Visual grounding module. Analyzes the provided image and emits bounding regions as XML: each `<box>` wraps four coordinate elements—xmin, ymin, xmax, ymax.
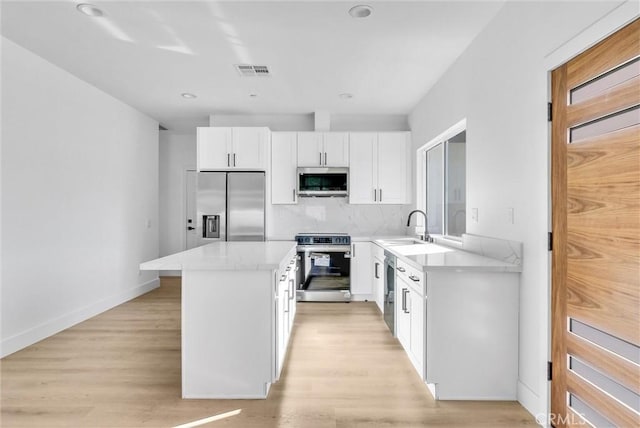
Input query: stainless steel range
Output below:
<box><xmin>295</xmin><ymin>233</ymin><xmax>351</xmax><ymax>302</ymax></box>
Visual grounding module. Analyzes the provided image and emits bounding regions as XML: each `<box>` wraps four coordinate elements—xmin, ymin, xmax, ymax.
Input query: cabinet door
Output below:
<box><xmin>323</xmin><ymin>132</ymin><xmax>349</xmax><ymax>167</ymax></box>
<box><xmin>396</xmin><ymin>279</ymin><xmax>411</xmax><ymax>352</ymax></box>
<box><xmin>297</xmin><ymin>132</ymin><xmax>323</xmax><ymax>167</ymax></box>
<box><xmin>377</xmin><ymin>132</ymin><xmax>410</xmax><ymax>204</ymax></box>
<box><xmin>271</xmin><ymin>132</ymin><xmax>298</xmax><ymax>204</ymax></box>
<box><xmin>348</xmin><ymin>133</ymin><xmax>377</xmax><ymax>204</ymax></box>
<box><xmin>350</xmin><ymin>242</ymin><xmax>372</xmax><ymax>295</ymax></box>
<box><xmin>409</xmin><ymin>288</ymin><xmax>425</xmax><ymax>378</ymax></box>
<box><xmin>276</xmin><ymin>275</ymin><xmax>288</xmax><ymax>378</ymax></box>
<box><xmin>232</xmin><ymin>127</ymin><xmax>267</xmax><ymax>169</ymax></box>
<box><xmin>197</xmin><ymin>127</ymin><xmax>232</xmax><ymax>171</ymax></box>
<box><xmin>373</xmin><ymin>256</ymin><xmax>385</xmax><ymax>313</ymax></box>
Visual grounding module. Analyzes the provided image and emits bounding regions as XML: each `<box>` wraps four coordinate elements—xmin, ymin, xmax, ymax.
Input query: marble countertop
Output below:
<box><xmin>373</xmin><ymin>239</ymin><xmax>522</xmax><ymax>273</ymax></box>
<box><xmin>140</xmin><ymin>241</ymin><xmax>297</xmax><ymax>271</ymax></box>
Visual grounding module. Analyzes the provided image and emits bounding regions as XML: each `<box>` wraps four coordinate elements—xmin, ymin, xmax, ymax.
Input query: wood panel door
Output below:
<box><xmin>551</xmin><ymin>19</ymin><xmax>639</xmax><ymax>428</ymax></box>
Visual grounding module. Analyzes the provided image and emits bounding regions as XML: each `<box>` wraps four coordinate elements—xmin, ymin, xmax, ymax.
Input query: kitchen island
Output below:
<box><xmin>140</xmin><ymin>241</ymin><xmax>297</xmax><ymax>399</ymax></box>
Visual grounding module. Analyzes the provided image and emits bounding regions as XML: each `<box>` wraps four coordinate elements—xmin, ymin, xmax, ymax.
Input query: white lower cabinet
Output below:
<box><xmin>396</xmin><ymin>260</ymin><xmax>425</xmax><ymax>379</ymax></box>
<box><xmin>392</xmin><ymin>256</ymin><xmax>519</xmax><ymax>400</ymax></box>
<box><xmin>372</xmin><ymin>244</ymin><xmax>385</xmax><ymax>312</ymax></box>
<box><xmin>350</xmin><ymin>242</ymin><xmax>373</xmax><ymax>297</ymax></box>
<box><xmin>275</xmin><ymin>255</ymin><xmax>298</xmax><ymax>379</ymax></box>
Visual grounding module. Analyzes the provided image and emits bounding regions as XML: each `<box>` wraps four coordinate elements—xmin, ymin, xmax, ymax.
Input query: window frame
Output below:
<box><xmin>416</xmin><ymin>119</ymin><xmax>467</xmax><ymax>241</ymax></box>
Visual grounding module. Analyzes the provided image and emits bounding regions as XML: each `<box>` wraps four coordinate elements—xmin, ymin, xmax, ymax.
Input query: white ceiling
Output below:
<box><xmin>1</xmin><ymin>1</ymin><xmax>505</xmax><ymax>132</ymax></box>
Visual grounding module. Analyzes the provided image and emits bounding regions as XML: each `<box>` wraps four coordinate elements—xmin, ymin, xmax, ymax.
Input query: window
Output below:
<box><xmin>419</xmin><ymin>122</ymin><xmax>466</xmax><ymax>239</ymax></box>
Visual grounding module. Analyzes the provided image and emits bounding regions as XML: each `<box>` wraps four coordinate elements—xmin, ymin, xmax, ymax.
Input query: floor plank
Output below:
<box><xmin>1</xmin><ymin>279</ymin><xmax>538</xmax><ymax>427</ymax></box>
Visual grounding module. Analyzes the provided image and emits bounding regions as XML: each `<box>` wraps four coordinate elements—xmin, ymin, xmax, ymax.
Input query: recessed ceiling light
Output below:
<box><xmin>76</xmin><ymin>3</ymin><xmax>104</xmax><ymax>17</ymax></box>
<box><xmin>181</xmin><ymin>93</ymin><xmax>197</xmax><ymax>99</ymax></box>
<box><xmin>348</xmin><ymin>5</ymin><xmax>373</xmax><ymax>18</ymax></box>
<box><xmin>339</xmin><ymin>93</ymin><xmax>354</xmax><ymax>100</ymax></box>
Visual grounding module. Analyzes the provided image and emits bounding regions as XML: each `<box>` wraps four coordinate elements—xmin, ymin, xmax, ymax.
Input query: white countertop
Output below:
<box><xmin>140</xmin><ymin>241</ymin><xmax>297</xmax><ymax>271</ymax></box>
<box><xmin>373</xmin><ymin>240</ymin><xmax>522</xmax><ymax>273</ymax></box>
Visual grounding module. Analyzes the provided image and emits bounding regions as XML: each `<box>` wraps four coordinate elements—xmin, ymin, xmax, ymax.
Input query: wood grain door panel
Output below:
<box><xmin>551</xmin><ymin>18</ymin><xmax>639</xmax><ymax>428</ymax></box>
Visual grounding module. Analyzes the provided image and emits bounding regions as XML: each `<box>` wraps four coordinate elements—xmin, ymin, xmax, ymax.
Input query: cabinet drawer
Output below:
<box><xmin>396</xmin><ymin>259</ymin><xmax>424</xmax><ymax>294</ymax></box>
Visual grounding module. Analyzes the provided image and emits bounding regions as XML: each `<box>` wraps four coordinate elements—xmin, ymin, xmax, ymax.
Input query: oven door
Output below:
<box><xmin>297</xmin><ymin>245</ymin><xmax>351</xmax><ymax>301</ymax></box>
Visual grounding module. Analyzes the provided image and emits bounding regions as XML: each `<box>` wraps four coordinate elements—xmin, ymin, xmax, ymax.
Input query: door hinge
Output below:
<box><xmin>547</xmin><ymin>361</ymin><xmax>553</xmax><ymax>381</ymax></box>
<box><xmin>547</xmin><ymin>102</ymin><xmax>552</xmax><ymax>122</ymax></box>
<box><xmin>548</xmin><ymin>232</ymin><xmax>553</xmax><ymax>251</ymax></box>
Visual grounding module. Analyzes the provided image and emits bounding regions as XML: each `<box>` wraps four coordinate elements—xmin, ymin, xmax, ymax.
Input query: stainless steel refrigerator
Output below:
<box><xmin>196</xmin><ymin>172</ymin><xmax>265</xmax><ymax>244</ymax></box>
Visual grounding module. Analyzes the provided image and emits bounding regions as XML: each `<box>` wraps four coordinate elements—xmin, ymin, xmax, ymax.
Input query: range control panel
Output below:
<box><xmin>295</xmin><ymin>234</ymin><xmax>351</xmax><ymax>246</ymax></box>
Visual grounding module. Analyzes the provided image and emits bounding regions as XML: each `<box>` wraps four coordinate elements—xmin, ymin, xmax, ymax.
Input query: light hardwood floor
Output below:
<box><xmin>1</xmin><ymin>279</ymin><xmax>538</xmax><ymax>427</ymax></box>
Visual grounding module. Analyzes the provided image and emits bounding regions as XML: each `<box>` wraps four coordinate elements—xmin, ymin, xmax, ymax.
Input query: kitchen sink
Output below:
<box><xmin>377</xmin><ymin>238</ymin><xmax>454</xmax><ymax>256</ymax></box>
<box><xmin>376</xmin><ymin>238</ymin><xmax>425</xmax><ymax>246</ymax></box>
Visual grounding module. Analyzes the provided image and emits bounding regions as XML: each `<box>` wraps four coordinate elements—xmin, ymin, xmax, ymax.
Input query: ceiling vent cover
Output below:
<box><xmin>235</xmin><ymin>64</ymin><xmax>270</xmax><ymax>77</ymax></box>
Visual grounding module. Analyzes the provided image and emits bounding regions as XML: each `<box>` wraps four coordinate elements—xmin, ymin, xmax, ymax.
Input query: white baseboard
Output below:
<box><xmin>518</xmin><ymin>380</ymin><xmax>546</xmax><ymax>427</ymax></box>
<box><xmin>1</xmin><ymin>278</ymin><xmax>160</xmax><ymax>358</ymax></box>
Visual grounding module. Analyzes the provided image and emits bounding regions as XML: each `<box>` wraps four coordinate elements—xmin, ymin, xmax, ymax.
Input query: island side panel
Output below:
<box><xmin>181</xmin><ymin>269</ymin><xmax>274</xmax><ymax>399</ymax></box>
<box><xmin>426</xmin><ymin>271</ymin><xmax>519</xmax><ymax>400</ymax></box>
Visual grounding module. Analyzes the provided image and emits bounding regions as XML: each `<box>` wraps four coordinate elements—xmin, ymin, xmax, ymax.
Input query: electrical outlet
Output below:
<box><xmin>471</xmin><ymin>208</ymin><xmax>478</xmax><ymax>223</ymax></box>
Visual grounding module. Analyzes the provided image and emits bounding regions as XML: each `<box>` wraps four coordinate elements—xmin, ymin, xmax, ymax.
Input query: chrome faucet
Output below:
<box><xmin>406</xmin><ymin>210</ymin><xmax>433</xmax><ymax>242</ymax></box>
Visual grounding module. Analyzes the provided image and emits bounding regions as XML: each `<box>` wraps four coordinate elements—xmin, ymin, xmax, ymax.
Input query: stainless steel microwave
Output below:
<box><xmin>297</xmin><ymin>167</ymin><xmax>348</xmax><ymax>197</ymax></box>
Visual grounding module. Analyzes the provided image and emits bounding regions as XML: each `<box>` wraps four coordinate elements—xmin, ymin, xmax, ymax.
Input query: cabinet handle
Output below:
<box><xmin>379</xmin><ymin>189</ymin><xmax>382</xmax><ymax>202</ymax></box>
<box><xmin>227</xmin><ymin>153</ymin><xmax>230</xmax><ymax>167</ymax></box>
<box><xmin>403</xmin><ymin>289</ymin><xmax>410</xmax><ymax>313</ymax></box>
<box><xmin>289</xmin><ymin>279</ymin><xmax>295</xmax><ymax>300</ymax></box>
<box><xmin>233</xmin><ymin>153</ymin><xmax>236</xmax><ymax>167</ymax></box>
<box><xmin>319</xmin><ymin>152</ymin><xmax>322</xmax><ymax>166</ymax></box>
<box><xmin>374</xmin><ymin>262</ymin><xmax>380</xmax><ymax>279</ymax></box>
<box><xmin>280</xmin><ymin>274</ymin><xmax>287</xmax><ymax>281</ymax></box>
<box><xmin>373</xmin><ymin>188</ymin><xmax>377</xmax><ymax>201</ymax></box>
<box><xmin>284</xmin><ymin>289</ymin><xmax>289</xmax><ymax>312</ymax></box>
<box><xmin>409</xmin><ymin>275</ymin><xmax>420</xmax><ymax>282</ymax></box>
<box><xmin>352</xmin><ymin>244</ymin><xmax>356</xmax><ymax>258</ymax></box>
<box><xmin>286</xmin><ymin>266</ymin><xmax>291</xmax><ymax>271</ymax></box>
<box><xmin>293</xmin><ymin>188</ymin><xmax>296</xmax><ymax>202</ymax></box>
<box><xmin>324</xmin><ymin>152</ymin><xmax>327</xmax><ymax>165</ymax></box>
<box><xmin>397</xmin><ymin>267</ymin><xmax>406</xmax><ymax>273</ymax></box>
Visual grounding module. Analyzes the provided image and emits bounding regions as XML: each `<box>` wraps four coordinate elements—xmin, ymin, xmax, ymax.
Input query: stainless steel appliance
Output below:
<box><xmin>297</xmin><ymin>167</ymin><xmax>348</xmax><ymax>197</ymax></box>
<box><xmin>197</xmin><ymin>172</ymin><xmax>265</xmax><ymax>244</ymax></box>
<box><xmin>383</xmin><ymin>250</ymin><xmax>396</xmax><ymax>333</ymax></box>
<box><xmin>296</xmin><ymin>233</ymin><xmax>351</xmax><ymax>302</ymax></box>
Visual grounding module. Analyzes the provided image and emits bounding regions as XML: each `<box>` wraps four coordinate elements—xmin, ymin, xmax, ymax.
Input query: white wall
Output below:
<box><xmin>159</xmin><ymin>131</ymin><xmax>196</xmax><ymax>257</ymax></box>
<box><xmin>408</xmin><ymin>0</ymin><xmax>636</xmax><ymax>420</ymax></box>
<box><xmin>1</xmin><ymin>38</ymin><xmax>159</xmax><ymax>357</ymax></box>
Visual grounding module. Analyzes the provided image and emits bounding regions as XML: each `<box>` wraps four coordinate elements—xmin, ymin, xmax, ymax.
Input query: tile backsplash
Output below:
<box><xmin>267</xmin><ymin>197</ymin><xmax>411</xmax><ymax>239</ymax></box>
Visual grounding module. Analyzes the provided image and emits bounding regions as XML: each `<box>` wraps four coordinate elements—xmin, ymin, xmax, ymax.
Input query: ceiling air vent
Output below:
<box><xmin>235</xmin><ymin>64</ymin><xmax>270</xmax><ymax>77</ymax></box>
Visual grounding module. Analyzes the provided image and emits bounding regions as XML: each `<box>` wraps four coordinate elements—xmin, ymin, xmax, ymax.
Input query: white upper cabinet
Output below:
<box><xmin>197</xmin><ymin>127</ymin><xmax>232</xmax><ymax>170</ymax></box>
<box><xmin>297</xmin><ymin>132</ymin><xmax>349</xmax><ymax>167</ymax></box>
<box><xmin>349</xmin><ymin>132</ymin><xmax>377</xmax><ymax>204</ymax></box>
<box><xmin>377</xmin><ymin>132</ymin><xmax>410</xmax><ymax>204</ymax></box>
<box><xmin>349</xmin><ymin>131</ymin><xmax>411</xmax><ymax>204</ymax></box>
<box><xmin>271</xmin><ymin>132</ymin><xmax>298</xmax><ymax>205</ymax></box>
<box><xmin>322</xmin><ymin>132</ymin><xmax>349</xmax><ymax>167</ymax></box>
<box><xmin>197</xmin><ymin>127</ymin><xmax>268</xmax><ymax>171</ymax></box>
